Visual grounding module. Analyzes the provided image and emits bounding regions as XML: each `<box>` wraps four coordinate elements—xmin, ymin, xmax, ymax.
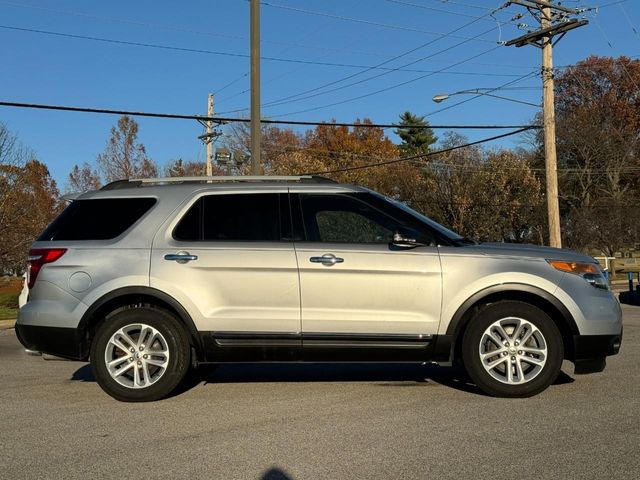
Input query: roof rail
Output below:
<box><xmin>101</xmin><ymin>179</ymin><xmax>142</xmax><ymax>191</ymax></box>
<box><xmin>101</xmin><ymin>175</ymin><xmax>335</xmax><ymax>190</ymax></box>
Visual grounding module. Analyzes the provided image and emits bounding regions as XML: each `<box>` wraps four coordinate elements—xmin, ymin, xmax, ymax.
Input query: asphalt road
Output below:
<box><xmin>1</xmin><ymin>307</ymin><xmax>638</xmax><ymax>480</ymax></box>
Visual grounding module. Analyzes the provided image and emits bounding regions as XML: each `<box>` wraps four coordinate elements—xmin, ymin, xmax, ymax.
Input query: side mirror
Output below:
<box><xmin>392</xmin><ymin>229</ymin><xmax>426</xmax><ymax>248</ymax></box>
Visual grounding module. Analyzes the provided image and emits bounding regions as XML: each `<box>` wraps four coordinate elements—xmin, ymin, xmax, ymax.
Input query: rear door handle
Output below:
<box><xmin>310</xmin><ymin>253</ymin><xmax>344</xmax><ymax>266</ymax></box>
<box><xmin>164</xmin><ymin>251</ymin><xmax>198</xmax><ymax>263</ymax></box>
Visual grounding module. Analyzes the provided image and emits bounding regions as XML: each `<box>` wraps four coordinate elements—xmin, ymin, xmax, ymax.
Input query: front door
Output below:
<box><xmin>291</xmin><ymin>191</ymin><xmax>442</xmax><ymax>359</ymax></box>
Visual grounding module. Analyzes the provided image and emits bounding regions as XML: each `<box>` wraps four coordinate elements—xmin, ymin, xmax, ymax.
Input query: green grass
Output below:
<box><xmin>0</xmin><ymin>292</ymin><xmax>19</xmax><ymax>320</ymax></box>
<box><xmin>0</xmin><ymin>278</ymin><xmax>21</xmax><ymax>321</ymax></box>
<box><xmin>0</xmin><ymin>305</ymin><xmax>17</xmax><ymax>321</ymax></box>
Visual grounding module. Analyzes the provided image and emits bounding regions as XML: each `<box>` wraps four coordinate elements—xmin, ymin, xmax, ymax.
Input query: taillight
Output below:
<box><xmin>27</xmin><ymin>248</ymin><xmax>67</xmax><ymax>289</ymax></box>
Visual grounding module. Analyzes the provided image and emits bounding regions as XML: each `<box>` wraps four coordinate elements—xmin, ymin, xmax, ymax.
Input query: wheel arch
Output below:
<box><xmin>445</xmin><ymin>284</ymin><xmax>578</xmax><ymax>363</ymax></box>
<box><xmin>78</xmin><ymin>286</ymin><xmax>203</xmax><ymax>362</ymax></box>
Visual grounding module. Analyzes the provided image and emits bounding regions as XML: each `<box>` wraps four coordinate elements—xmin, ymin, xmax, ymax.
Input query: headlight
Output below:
<box><xmin>547</xmin><ymin>260</ymin><xmax>609</xmax><ymax>290</ymax></box>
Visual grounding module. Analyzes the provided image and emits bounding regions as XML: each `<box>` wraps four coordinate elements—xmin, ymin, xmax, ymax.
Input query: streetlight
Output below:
<box><xmin>432</xmin><ymin>89</ymin><xmax>540</xmax><ymax>107</ymax></box>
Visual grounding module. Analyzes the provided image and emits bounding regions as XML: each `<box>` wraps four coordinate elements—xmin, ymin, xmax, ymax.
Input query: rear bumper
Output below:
<box><xmin>15</xmin><ymin>324</ymin><xmax>86</xmax><ymax>360</ymax></box>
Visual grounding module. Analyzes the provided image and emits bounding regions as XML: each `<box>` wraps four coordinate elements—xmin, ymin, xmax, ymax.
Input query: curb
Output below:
<box><xmin>0</xmin><ymin>319</ymin><xmax>16</xmax><ymax>330</ymax></box>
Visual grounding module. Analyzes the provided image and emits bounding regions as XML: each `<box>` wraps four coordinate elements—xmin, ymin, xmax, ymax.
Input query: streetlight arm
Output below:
<box><xmin>431</xmin><ymin>89</ymin><xmax>540</xmax><ymax>107</ymax></box>
<box><xmin>473</xmin><ymin>92</ymin><xmax>541</xmax><ymax>107</ymax></box>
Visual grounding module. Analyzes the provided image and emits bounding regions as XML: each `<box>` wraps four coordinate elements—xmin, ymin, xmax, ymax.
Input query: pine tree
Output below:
<box><xmin>395</xmin><ymin>112</ymin><xmax>437</xmax><ymax>157</ymax></box>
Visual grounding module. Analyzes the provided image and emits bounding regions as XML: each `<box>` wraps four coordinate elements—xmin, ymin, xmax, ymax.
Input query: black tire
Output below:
<box><xmin>461</xmin><ymin>300</ymin><xmax>563</xmax><ymax>398</ymax></box>
<box><xmin>90</xmin><ymin>306</ymin><xmax>191</xmax><ymax>402</ymax></box>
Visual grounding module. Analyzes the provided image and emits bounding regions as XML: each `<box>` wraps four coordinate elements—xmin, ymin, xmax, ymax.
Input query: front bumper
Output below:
<box><xmin>15</xmin><ymin>324</ymin><xmax>87</xmax><ymax>360</ymax></box>
<box><xmin>574</xmin><ymin>332</ymin><xmax>622</xmax><ymax>359</ymax></box>
<box><xmin>571</xmin><ymin>331</ymin><xmax>622</xmax><ymax>374</ymax></box>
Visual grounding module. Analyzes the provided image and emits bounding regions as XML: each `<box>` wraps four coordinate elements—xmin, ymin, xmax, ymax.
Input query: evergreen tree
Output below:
<box><xmin>395</xmin><ymin>111</ymin><xmax>437</xmax><ymax>156</ymax></box>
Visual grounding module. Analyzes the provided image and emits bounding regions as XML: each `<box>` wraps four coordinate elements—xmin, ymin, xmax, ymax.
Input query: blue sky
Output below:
<box><xmin>0</xmin><ymin>0</ymin><xmax>638</xmax><ymax>188</ymax></box>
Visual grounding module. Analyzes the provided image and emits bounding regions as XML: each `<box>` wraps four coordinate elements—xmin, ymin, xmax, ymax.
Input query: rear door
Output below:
<box><xmin>150</xmin><ymin>190</ymin><xmax>301</xmax><ymax>360</ymax></box>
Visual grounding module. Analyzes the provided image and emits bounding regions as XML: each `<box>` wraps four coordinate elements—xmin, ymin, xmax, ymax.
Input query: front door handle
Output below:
<box><xmin>310</xmin><ymin>253</ymin><xmax>344</xmax><ymax>266</ymax></box>
<box><xmin>164</xmin><ymin>251</ymin><xmax>198</xmax><ymax>264</ymax></box>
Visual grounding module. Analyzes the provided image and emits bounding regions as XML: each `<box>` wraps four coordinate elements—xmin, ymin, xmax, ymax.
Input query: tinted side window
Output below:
<box><xmin>38</xmin><ymin>198</ymin><xmax>156</xmax><ymax>241</ymax></box>
<box><xmin>316</xmin><ymin>210</ymin><xmax>392</xmax><ymax>243</ymax></box>
<box><xmin>299</xmin><ymin>194</ymin><xmax>394</xmax><ymax>244</ymax></box>
<box><xmin>174</xmin><ymin>193</ymin><xmax>284</xmax><ymax>242</ymax></box>
<box><xmin>173</xmin><ymin>197</ymin><xmax>202</xmax><ymax>241</ymax></box>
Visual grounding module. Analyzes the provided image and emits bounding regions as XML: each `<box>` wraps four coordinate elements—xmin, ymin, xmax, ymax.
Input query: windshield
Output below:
<box><xmin>371</xmin><ymin>191</ymin><xmax>464</xmax><ymax>242</ymax></box>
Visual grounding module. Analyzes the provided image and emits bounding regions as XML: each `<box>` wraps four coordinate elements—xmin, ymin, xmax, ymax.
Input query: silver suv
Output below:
<box><xmin>16</xmin><ymin>176</ymin><xmax>622</xmax><ymax>401</ymax></box>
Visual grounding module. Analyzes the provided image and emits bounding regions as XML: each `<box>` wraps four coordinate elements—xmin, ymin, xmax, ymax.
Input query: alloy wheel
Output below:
<box><xmin>104</xmin><ymin>323</ymin><xmax>170</xmax><ymax>389</ymax></box>
<box><xmin>478</xmin><ymin>316</ymin><xmax>548</xmax><ymax>385</ymax></box>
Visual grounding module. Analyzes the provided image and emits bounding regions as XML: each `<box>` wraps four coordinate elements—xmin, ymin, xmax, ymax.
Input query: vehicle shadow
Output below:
<box><xmin>70</xmin><ymin>363</ymin><xmax>575</xmax><ymax>398</ymax></box>
<box><xmin>261</xmin><ymin>468</ymin><xmax>294</xmax><ymax>480</ymax></box>
<box><xmin>165</xmin><ymin>362</ymin><xmax>489</xmax><ymax>398</ymax></box>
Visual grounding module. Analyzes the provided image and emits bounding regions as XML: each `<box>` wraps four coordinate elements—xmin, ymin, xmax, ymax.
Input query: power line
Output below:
<box><xmin>260</xmin><ymin>1</ymin><xmax>498</xmax><ymax>43</ymax></box>
<box><xmin>618</xmin><ymin>3</ymin><xmax>640</xmax><ymax>40</ymax></box>
<box><xmin>214</xmin><ymin>73</ymin><xmax>249</xmax><ymax>96</ymax></box>
<box><xmin>583</xmin><ymin>0</ymin><xmax>631</xmax><ymax>10</ymax></box>
<box><xmin>216</xmin><ymin>18</ymin><xmax>343</xmax><ymax>105</ymax></box>
<box><xmin>0</xmin><ymin>100</ymin><xmax>543</xmax><ymax>130</ymax></box>
<box><xmin>238</xmin><ymin>0</ymin><xmax>514</xmax><ymax>116</ymax></box>
<box><xmin>424</xmin><ymin>71</ymin><xmax>540</xmax><ymax>116</ymax></box>
<box><xmin>270</xmin><ymin>45</ymin><xmax>505</xmax><ymax>118</ymax></box>
<box><xmin>590</xmin><ymin>16</ymin><xmax>640</xmax><ymax>92</ymax></box>
<box><xmin>217</xmin><ymin>6</ymin><xmax>503</xmax><ymax>111</ymax></box>
<box><xmin>424</xmin><ymin>0</ymin><xmax>511</xmax><ymax>13</ymax></box>
<box><xmin>258</xmin><ymin>26</ymin><xmax>500</xmax><ymax>112</ymax></box>
<box><xmin>0</xmin><ymin>0</ymin><xmax>393</xmax><ymax>58</ymax></box>
<box><xmin>215</xmin><ymin>18</ymin><xmax>334</xmax><ymax>98</ymax></box>
<box><xmin>384</xmin><ymin>0</ymin><xmax>519</xmax><ymax>26</ymax></box>
<box><xmin>0</xmin><ymin>24</ymin><xmax>509</xmax><ymax>75</ymax></box>
<box><xmin>264</xmin><ymin>143</ymin><xmax>640</xmax><ymax>174</ymax></box>
<box><xmin>218</xmin><ymin>63</ymin><xmax>547</xmax><ymax>105</ymax></box>
<box><xmin>420</xmin><ymin>0</ymin><xmax>498</xmax><ymax>13</ymax></box>
<box><xmin>0</xmin><ymin>1</ymin><xmax>251</xmax><ymax>41</ymax></box>
<box><xmin>304</xmin><ymin>127</ymin><xmax>536</xmax><ymax>175</ymax></box>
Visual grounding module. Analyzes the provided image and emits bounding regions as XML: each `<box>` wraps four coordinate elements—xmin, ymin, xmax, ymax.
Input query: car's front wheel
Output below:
<box><xmin>462</xmin><ymin>300</ymin><xmax>563</xmax><ymax>397</ymax></box>
<box><xmin>90</xmin><ymin>306</ymin><xmax>191</xmax><ymax>402</ymax></box>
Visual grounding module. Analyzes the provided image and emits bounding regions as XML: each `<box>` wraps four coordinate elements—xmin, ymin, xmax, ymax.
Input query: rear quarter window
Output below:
<box><xmin>38</xmin><ymin>198</ymin><xmax>156</xmax><ymax>241</ymax></box>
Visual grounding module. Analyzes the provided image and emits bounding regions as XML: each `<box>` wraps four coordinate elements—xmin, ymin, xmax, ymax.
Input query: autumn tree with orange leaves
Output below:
<box><xmin>0</xmin><ymin>123</ymin><xmax>60</xmax><ymax>272</ymax></box>
<box><xmin>225</xmin><ymin>119</ymin><xmax>428</xmax><ymax>211</ymax></box>
<box><xmin>224</xmin><ymin>119</ymin><xmax>543</xmax><ymax>242</ymax></box>
<box><xmin>550</xmin><ymin>56</ymin><xmax>640</xmax><ymax>254</ymax></box>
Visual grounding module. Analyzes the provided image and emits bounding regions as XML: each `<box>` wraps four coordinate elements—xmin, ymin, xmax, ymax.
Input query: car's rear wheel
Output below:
<box><xmin>462</xmin><ymin>301</ymin><xmax>563</xmax><ymax>397</ymax></box>
<box><xmin>90</xmin><ymin>306</ymin><xmax>190</xmax><ymax>402</ymax></box>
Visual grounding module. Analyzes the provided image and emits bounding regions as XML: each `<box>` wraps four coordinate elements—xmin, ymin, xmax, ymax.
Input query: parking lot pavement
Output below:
<box><xmin>1</xmin><ymin>307</ymin><xmax>638</xmax><ymax>480</ymax></box>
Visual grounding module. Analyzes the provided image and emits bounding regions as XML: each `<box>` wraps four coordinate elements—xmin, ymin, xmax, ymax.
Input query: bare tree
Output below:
<box><xmin>67</xmin><ymin>162</ymin><xmax>101</xmax><ymax>192</ymax></box>
<box><xmin>96</xmin><ymin>116</ymin><xmax>158</xmax><ymax>182</ymax></box>
<box><xmin>422</xmin><ymin>133</ymin><xmax>543</xmax><ymax>242</ymax></box>
<box><xmin>551</xmin><ymin>56</ymin><xmax>640</xmax><ymax>253</ymax></box>
<box><xmin>164</xmin><ymin>158</ymin><xmax>225</xmax><ymax>177</ymax></box>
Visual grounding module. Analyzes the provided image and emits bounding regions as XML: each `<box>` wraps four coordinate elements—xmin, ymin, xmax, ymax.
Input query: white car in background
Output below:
<box><xmin>18</xmin><ymin>272</ymin><xmax>28</xmax><ymax>309</ymax></box>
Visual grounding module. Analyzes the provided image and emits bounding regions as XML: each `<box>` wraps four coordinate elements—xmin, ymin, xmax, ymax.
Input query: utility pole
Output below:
<box><xmin>505</xmin><ymin>0</ymin><xmax>588</xmax><ymax>248</ymax></box>
<box><xmin>250</xmin><ymin>0</ymin><xmax>262</xmax><ymax>175</ymax></box>
<box><xmin>197</xmin><ymin>93</ymin><xmax>221</xmax><ymax>176</ymax></box>
<box><xmin>541</xmin><ymin>5</ymin><xmax>561</xmax><ymax>248</ymax></box>
<box><xmin>206</xmin><ymin>93</ymin><xmax>214</xmax><ymax>176</ymax></box>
